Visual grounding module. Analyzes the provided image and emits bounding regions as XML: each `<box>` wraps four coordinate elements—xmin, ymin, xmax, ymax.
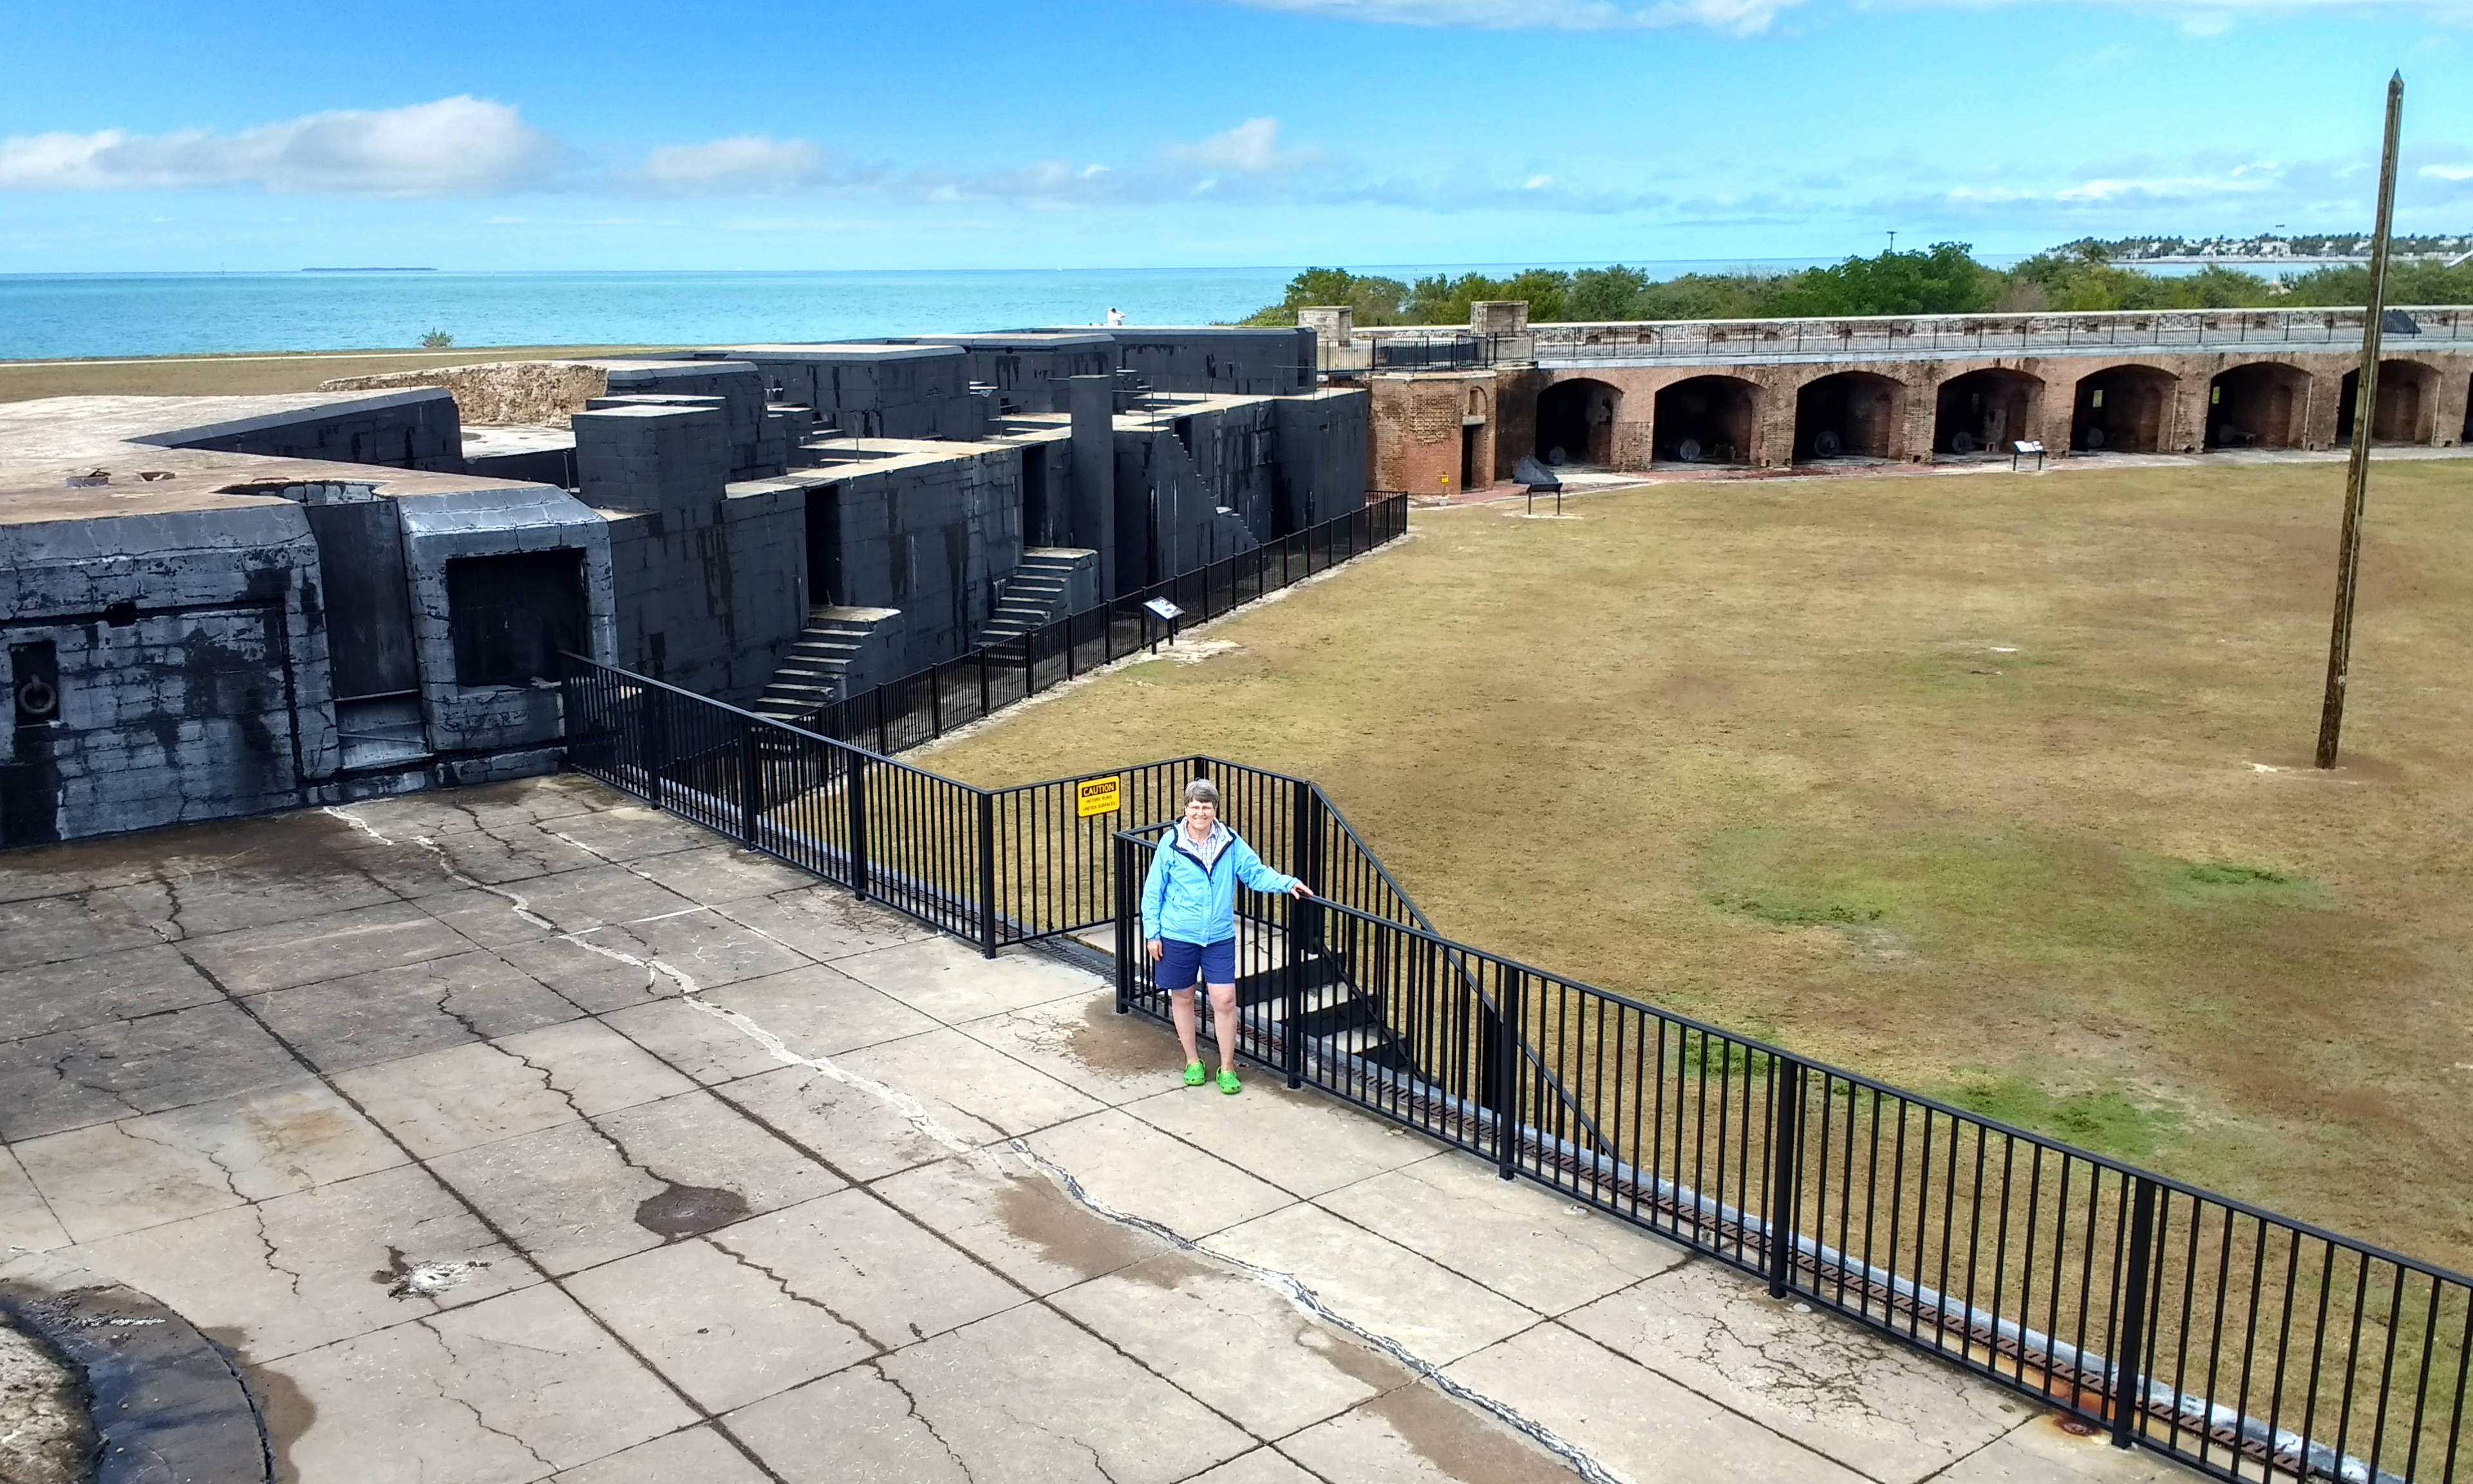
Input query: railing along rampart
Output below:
<box><xmin>1108</xmin><ymin>830</ymin><xmax>2473</xmax><ymax>1484</ymax></box>
<box><xmin>803</xmin><ymin>495</ymin><xmax>1408</xmax><ymax>759</ymax></box>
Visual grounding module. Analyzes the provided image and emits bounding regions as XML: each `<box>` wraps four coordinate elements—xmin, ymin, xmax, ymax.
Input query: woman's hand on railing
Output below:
<box><xmin>1289</xmin><ymin>882</ymin><xmax>1316</xmax><ymax>899</ymax></box>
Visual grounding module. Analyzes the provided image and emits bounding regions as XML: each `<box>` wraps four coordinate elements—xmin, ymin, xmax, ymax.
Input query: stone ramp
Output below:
<box><xmin>0</xmin><ymin>776</ymin><xmax>2191</xmax><ymax>1483</ymax></box>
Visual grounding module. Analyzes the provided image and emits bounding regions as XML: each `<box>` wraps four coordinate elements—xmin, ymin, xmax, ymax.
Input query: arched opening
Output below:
<box><xmin>2070</xmin><ymin>365</ymin><xmax>2177</xmax><ymax>453</ymax></box>
<box><xmin>2205</xmin><ymin>363</ymin><xmax>2310</xmax><ymax>449</ymax></box>
<box><xmin>2464</xmin><ymin>375</ymin><xmax>2472</xmax><ymax>444</ymax></box>
<box><xmin>1933</xmin><ymin>370</ymin><xmax>2042</xmax><ymax>458</ymax></box>
<box><xmin>1793</xmin><ymin>371</ymin><xmax>1903</xmax><ymax>462</ymax></box>
<box><xmin>2338</xmin><ymin>360</ymin><xmax>2440</xmax><ymax>444</ymax></box>
<box><xmin>1534</xmin><ymin>379</ymin><xmax>1619</xmax><ymax>467</ymax></box>
<box><xmin>1653</xmin><ymin>375</ymin><xmax>1758</xmax><ymax>465</ymax></box>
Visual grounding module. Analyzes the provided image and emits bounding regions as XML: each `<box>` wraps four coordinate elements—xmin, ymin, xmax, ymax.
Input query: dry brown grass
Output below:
<box><xmin>923</xmin><ymin>457</ymin><xmax>2473</xmax><ymax>1270</ymax></box>
<box><xmin>0</xmin><ymin>346</ymin><xmax>672</xmax><ymax>403</ymax></box>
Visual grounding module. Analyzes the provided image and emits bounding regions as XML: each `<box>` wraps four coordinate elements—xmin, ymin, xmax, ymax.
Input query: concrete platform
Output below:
<box><xmin>0</xmin><ymin>776</ymin><xmax>2197</xmax><ymax>1483</ymax></box>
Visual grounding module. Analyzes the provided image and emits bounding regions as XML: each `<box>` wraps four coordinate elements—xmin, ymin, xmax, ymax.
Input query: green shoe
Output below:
<box><xmin>1218</xmin><ymin>1069</ymin><xmax>1242</xmax><ymax>1096</ymax></box>
<box><xmin>1183</xmin><ymin>1062</ymin><xmax>1208</xmax><ymax>1087</ymax></box>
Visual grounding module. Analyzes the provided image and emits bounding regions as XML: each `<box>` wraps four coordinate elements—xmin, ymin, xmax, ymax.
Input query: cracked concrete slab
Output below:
<box><xmin>729</xmin><ymin>1302</ymin><xmax>1255</xmax><ymax>1484</ymax></box>
<box><xmin>427</xmin><ymin>1087</ymin><xmax>842</xmax><ymax>1275</ymax></box>
<box><xmin>0</xmin><ymin>943</ymin><xmax>221</xmax><ymax>1046</ymax></box>
<box><xmin>1127</xmin><ymin>1076</ymin><xmax>1438</xmax><ymax>1198</ymax></box>
<box><xmin>563</xmin><ymin>1234</ymin><xmax>878</xmax><ymax>1413</ymax></box>
<box><xmin>1205</xmin><ymin>1204</ymin><xmax>1541</xmax><ymax>1366</ymax></box>
<box><xmin>180</xmin><ymin>899</ymin><xmax>475</xmax><ymax>996</ymax></box>
<box><xmin>0</xmin><ymin>1000</ymin><xmax>303</xmax><ymax>1143</ymax></box>
<box><xmin>0</xmin><ymin>775</ymin><xmax>2210</xmax><ymax>1483</ymax></box>
<box><xmin>601</xmin><ymin>963</ymin><xmax>937</xmax><ymax>1085</ymax></box>
<box><xmin>1275</xmin><ymin>1377</ymin><xmax>1583</xmax><ymax>1484</ymax></box>
<box><xmin>258</xmin><ymin>1284</ymin><xmax>694</xmax><ymax>1484</ymax></box>
<box><xmin>1023</xmin><ymin>1109</ymin><xmax>1295</xmax><ymax>1240</ymax></box>
<box><xmin>832</xmin><ymin>1027</ymin><xmax>1108</xmax><ymax>1145</ymax></box>
<box><xmin>1313</xmin><ymin>1152</ymin><xmax>1689</xmax><ymax>1318</ymax></box>
<box><xmin>12</xmin><ymin>1078</ymin><xmax>402</xmax><ymax>1243</ymax></box>
<box><xmin>334</xmin><ymin>1019</ymin><xmax>696</xmax><ymax>1160</ymax></box>
<box><xmin>707</xmin><ymin>887</ymin><xmax>939</xmax><ymax>961</ymax></box>
<box><xmin>955</xmin><ymin>991</ymin><xmax>1194</xmax><ymax>1107</ymax></box>
<box><xmin>1052</xmin><ymin>1250</ymin><xmax>1411</xmax><ymax>1438</ymax></box>
<box><xmin>68</xmin><ymin>1161</ymin><xmax>532</xmax><ymax>1363</ymax></box>
<box><xmin>1562</xmin><ymin>1259</ymin><xmax>2022</xmax><ymax>1483</ymax></box>
<box><xmin>251</xmin><ymin>950</ymin><xmax>587</xmax><ymax>1073</ymax></box>
<box><xmin>872</xmin><ymin>1145</ymin><xmax>1176</xmax><ymax>1295</ymax></box>
<box><xmin>834</xmin><ymin>935</ymin><xmax>1102</xmax><ymax>1022</ymax></box>
<box><xmin>0</xmin><ymin>1147</ymin><xmax>69</xmax><ymax>1253</ymax></box>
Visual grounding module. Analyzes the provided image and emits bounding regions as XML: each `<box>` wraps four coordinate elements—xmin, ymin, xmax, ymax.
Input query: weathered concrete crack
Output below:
<box><xmin>411</xmin><ymin>1317</ymin><xmax>559</xmax><ymax>1476</ymax></box>
<box><xmin>701</xmin><ymin>1234</ymin><xmax>890</xmax><ymax>1352</ymax></box>
<box><xmin>1007</xmin><ymin>1140</ymin><xmax>1634</xmax><ymax>1484</ymax></box>
<box><xmin>868</xmin><ymin>1360</ymin><xmax>977</xmax><ymax>1483</ymax></box>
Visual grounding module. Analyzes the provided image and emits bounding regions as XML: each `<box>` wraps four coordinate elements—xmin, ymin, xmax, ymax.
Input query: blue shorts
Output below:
<box><xmin>1155</xmin><ymin>937</ymin><xmax>1236</xmax><ymax>991</ymax></box>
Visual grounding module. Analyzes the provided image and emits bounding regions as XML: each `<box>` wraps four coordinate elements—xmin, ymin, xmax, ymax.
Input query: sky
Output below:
<box><xmin>0</xmin><ymin>0</ymin><xmax>2468</xmax><ymax>274</ymax></box>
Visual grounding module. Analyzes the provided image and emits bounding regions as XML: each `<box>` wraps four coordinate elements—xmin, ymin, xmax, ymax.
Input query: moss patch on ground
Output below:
<box><xmin>921</xmin><ymin>456</ymin><xmax>2473</xmax><ymax>1268</ymax></box>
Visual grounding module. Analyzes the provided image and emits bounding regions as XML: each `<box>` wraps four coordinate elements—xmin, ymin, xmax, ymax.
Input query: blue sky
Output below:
<box><xmin>1</xmin><ymin>0</ymin><xmax>2467</xmax><ymax>273</ymax></box>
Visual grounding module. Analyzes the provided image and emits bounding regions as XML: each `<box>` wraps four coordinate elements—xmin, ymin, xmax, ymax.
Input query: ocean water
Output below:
<box><xmin>0</xmin><ymin>261</ymin><xmax>1845</xmax><ymax>362</ymax></box>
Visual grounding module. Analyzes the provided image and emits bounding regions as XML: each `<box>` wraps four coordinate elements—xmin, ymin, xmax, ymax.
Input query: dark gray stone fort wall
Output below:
<box><xmin>147</xmin><ymin>388</ymin><xmax>465</xmax><ymax>473</ymax></box>
<box><xmin>809</xmin><ymin>447</ymin><xmax>1025</xmax><ymax>674</ymax></box>
<box><xmin>0</xmin><ymin>505</ymin><xmax>337</xmax><ymax>847</ymax></box>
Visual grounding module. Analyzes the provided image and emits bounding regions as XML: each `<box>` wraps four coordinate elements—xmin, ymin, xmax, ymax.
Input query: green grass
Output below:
<box><xmin>923</xmin><ymin>456</ymin><xmax>2473</xmax><ymax>1269</ymax></box>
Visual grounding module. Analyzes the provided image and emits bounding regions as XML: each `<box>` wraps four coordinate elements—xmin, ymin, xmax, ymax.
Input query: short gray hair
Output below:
<box><xmin>1183</xmin><ymin>779</ymin><xmax>1219</xmax><ymax>807</ymax></box>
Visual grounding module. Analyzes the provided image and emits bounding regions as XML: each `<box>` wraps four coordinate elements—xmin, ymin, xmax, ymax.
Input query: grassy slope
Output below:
<box><xmin>0</xmin><ymin>346</ymin><xmax>673</xmax><ymax>402</ymax></box>
<box><xmin>923</xmin><ymin>459</ymin><xmax>2473</xmax><ymax>1268</ymax></box>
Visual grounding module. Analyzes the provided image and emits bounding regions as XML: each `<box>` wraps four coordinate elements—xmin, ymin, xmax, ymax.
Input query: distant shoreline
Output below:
<box><xmin>299</xmin><ymin>267</ymin><xmax>437</xmax><ymax>273</ymax></box>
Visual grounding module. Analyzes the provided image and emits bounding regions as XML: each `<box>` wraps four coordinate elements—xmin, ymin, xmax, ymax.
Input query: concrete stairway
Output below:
<box><xmin>979</xmin><ymin>549</ymin><xmax>1098</xmax><ymax>644</ymax></box>
<box><xmin>749</xmin><ymin>605</ymin><xmax>904</xmax><ymax>726</ymax></box>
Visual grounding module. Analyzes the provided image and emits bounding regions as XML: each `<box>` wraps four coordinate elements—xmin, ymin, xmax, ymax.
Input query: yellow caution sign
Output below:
<box><xmin>1075</xmin><ymin>776</ymin><xmax>1122</xmax><ymax>819</ymax></box>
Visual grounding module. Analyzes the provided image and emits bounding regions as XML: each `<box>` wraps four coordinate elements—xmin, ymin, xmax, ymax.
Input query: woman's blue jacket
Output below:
<box><xmin>1139</xmin><ymin>823</ymin><xmax>1299</xmax><ymax>946</ymax></box>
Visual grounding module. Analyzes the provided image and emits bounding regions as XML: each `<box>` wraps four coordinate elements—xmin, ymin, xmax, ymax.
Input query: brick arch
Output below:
<box><xmin>2205</xmin><ymin>362</ymin><xmax>2312</xmax><ymax>449</ymax></box>
<box><xmin>1536</xmin><ymin>377</ymin><xmax>1622</xmax><ymax>466</ymax></box>
<box><xmin>1791</xmin><ymin>370</ymin><xmax>1906</xmax><ymax>461</ymax></box>
<box><xmin>2339</xmin><ymin>358</ymin><xmax>2443</xmax><ymax>444</ymax></box>
<box><xmin>1654</xmin><ymin>375</ymin><xmax>1760</xmax><ymax>465</ymax></box>
<box><xmin>2069</xmin><ymin>364</ymin><xmax>2179</xmax><ymax>453</ymax></box>
<box><xmin>1932</xmin><ymin>368</ymin><xmax>2043</xmax><ymax>457</ymax></box>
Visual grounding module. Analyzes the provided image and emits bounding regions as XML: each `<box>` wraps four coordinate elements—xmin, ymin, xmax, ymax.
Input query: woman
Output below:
<box><xmin>1140</xmin><ymin>778</ymin><xmax>1315</xmax><ymax>1094</ymax></box>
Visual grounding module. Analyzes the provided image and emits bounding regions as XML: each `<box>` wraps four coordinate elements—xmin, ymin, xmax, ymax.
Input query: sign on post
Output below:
<box><xmin>1075</xmin><ymin>776</ymin><xmax>1122</xmax><ymax>818</ymax></box>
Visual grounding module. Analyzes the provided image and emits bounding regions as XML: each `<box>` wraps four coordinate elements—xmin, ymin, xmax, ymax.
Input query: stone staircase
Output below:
<box><xmin>979</xmin><ymin>549</ymin><xmax>1098</xmax><ymax>644</ymax></box>
<box><xmin>749</xmin><ymin>606</ymin><xmax>904</xmax><ymax>726</ymax></box>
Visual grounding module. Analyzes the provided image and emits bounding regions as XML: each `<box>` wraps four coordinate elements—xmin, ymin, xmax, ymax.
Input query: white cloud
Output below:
<box><xmin>1158</xmin><ymin>118</ymin><xmax>1321</xmax><ymax>174</ymax></box>
<box><xmin>1223</xmin><ymin>0</ymin><xmax>1803</xmax><ymax>33</ymax></box>
<box><xmin>640</xmin><ymin>136</ymin><xmax>829</xmax><ymax>194</ymax></box>
<box><xmin>2423</xmin><ymin>163</ymin><xmax>2473</xmax><ymax>180</ymax></box>
<box><xmin>0</xmin><ymin>97</ymin><xmax>556</xmax><ymax>196</ymax></box>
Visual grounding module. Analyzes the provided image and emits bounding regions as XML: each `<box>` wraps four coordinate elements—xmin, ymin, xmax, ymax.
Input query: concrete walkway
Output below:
<box><xmin>0</xmin><ymin>776</ymin><xmax>2194</xmax><ymax>1483</ymax></box>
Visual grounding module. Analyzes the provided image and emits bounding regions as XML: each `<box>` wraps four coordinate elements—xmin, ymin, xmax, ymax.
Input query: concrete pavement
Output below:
<box><xmin>0</xmin><ymin>775</ymin><xmax>2196</xmax><ymax>1483</ymax></box>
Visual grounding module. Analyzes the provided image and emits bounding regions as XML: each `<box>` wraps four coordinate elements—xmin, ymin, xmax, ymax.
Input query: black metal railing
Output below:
<box><xmin>800</xmin><ymin>495</ymin><xmax>1409</xmax><ymax>758</ymax></box>
<box><xmin>559</xmin><ymin>628</ymin><xmax>2471</xmax><ymax>1484</ymax></box>
<box><xmin>1111</xmin><ymin>826</ymin><xmax>2472</xmax><ymax>1484</ymax></box>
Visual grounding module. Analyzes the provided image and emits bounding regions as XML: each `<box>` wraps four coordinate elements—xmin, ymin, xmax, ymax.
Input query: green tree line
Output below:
<box><xmin>1238</xmin><ymin>243</ymin><xmax>2473</xmax><ymax>327</ymax></box>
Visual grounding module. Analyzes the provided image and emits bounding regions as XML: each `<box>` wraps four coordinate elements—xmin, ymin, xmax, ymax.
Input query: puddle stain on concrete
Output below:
<box><xmin>209</xmin><ymin>1326</ymin><xmax>312</xmax><ymax>1484</ymax></box>
<box><xmin>993</xmin><ymin>1171</ymin><xmax>1160</xmax><ymax>1279</ymax></box>
<box><xmin>1368</xmin><ymin>1381</ymin><xmax>1568</xmax><ymax>1484</ymax></box>
<box><xmin>1299</xmin><ymin>1322</ymin><xmax>1418</xmax><ymax>1395</ymax></box>
<box><xmin>1066</xmin><ymin>997</ymin><xmax>1174</xmax><ymax>1075</ymax></box>
<box><xmin>634</xmin><ymin>1183</ymin><xmax>751</xmax><ymax>1239</ymax></box>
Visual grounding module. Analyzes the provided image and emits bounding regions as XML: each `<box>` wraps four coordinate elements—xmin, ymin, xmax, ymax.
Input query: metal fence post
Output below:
<box><xmin>976</xmin><ymin>790</ymin><xmax>999</xmax><ymax>959</ymax></box>
<box><xmin>643</xmin><ymin>686</ymin><xmax>669</xmax><ymax>810</ymax></box>
<box><xmin>1767</xmin><ymin>1057</ymin><xmax>1805</xmax><ymax>1298</ymax></box>
<box><xmin>2111</xmin><ymin>1177</ymin><xmax>2161</xmax><ymax>1448</ymax></box>
<box><xmin>1113</xmin><ymin>833</ymin><xmax>1134</xmax><ymax>1015</ymax></box>
<box><xmin>979</xmin><ymin>650</ymin><xmax>990</xmax><ymax>718</ymax></box>
<box><xmin>873</xmin><ymin>689</ymin><xmax>889</xmax><ymax>756</ymax></box>
<box><xmin>931</xmin><ymin>664</ymin><xmax>944</xmax><ymax>737</ymax></box>
<box><xmin>1283</xmin><ymin>887</ymin><xmax>1305</xmax><ymax>1089</ymax></box>
<box><xmin>1494</xmin><ymin>966</ymin><xmax>1523</xmax><ymax>1181</ymax></box>
<box><xmin>737</xmin><ymin>720</ymin><xmax>764</xmax><ymax>847</ymax></box>
<box><xmin>845</xmin><ymin>750</ymin><xmax>871</xmax><ymax>901</ymax></box>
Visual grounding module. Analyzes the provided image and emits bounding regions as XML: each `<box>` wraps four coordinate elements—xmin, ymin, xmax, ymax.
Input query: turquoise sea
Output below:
<box><xmin>0</xmin><ymin>262</ymin><xmax>1848</xmax><ymax>362</ymax></box>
